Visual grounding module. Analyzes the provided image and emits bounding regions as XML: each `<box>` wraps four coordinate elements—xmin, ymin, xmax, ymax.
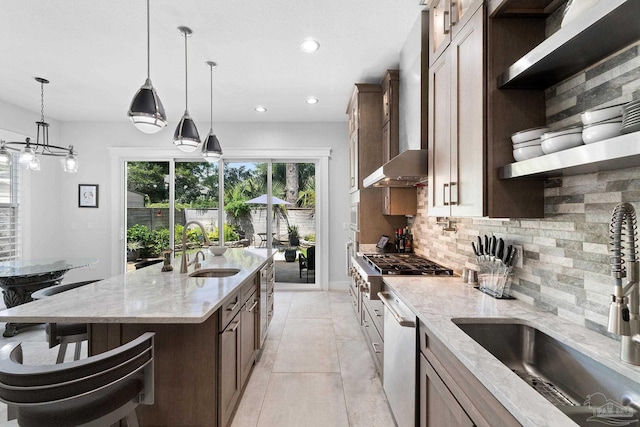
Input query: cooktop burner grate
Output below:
<box><xmin>363</xmin><ymin>254</ymin><xmax>453</xmax><ymax>276</ymax></box>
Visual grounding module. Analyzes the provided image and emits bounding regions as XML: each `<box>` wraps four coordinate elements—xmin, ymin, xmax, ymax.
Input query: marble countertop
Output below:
<box><xmin>383</xmin><ymin>276</ymin><xmax>640</xmax><ymax>427</ymax></box>
<box><xmin>0</xmin><ymin>248</ymin><xmax>274</xmax><ymax>324</ymax></box>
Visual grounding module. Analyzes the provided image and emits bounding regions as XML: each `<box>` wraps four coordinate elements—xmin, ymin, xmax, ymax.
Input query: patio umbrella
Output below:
<box><xmin>245</xmin><ymin>194</ymin><xmax>291</xmax><ymax>245</ymax></box>
<box><xmin>245</xmin><ymin>194</ymin><xmax>291</xmax><ymax>205</ymax></box>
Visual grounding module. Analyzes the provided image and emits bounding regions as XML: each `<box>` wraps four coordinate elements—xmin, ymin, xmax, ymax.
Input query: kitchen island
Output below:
<box><xmin>0</xmin><ymin>248</ymin><xmax>275</xmax><ymax>427</ymax></box>
<box><xmin>383</xmin><ymin>276</ymin><xmax>640</xmax><ymax>427</ymax></box>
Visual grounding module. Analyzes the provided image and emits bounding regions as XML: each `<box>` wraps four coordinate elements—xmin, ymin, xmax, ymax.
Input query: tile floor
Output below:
<box><xmin>0</xmin><ymin>290</ymin><xmax>396</xmax><ymax>426</ymax></box>
<box><xmin>231</xmin><ymin>290</ymin><xmax>396</xmax><ymax>427</ymax></box>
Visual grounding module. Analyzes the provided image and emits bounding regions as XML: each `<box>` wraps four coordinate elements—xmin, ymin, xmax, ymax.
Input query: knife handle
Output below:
<box><xmin>471</xmin><ymin>242</ymin><xmax>479</xmax><ymax>257</ymax></box>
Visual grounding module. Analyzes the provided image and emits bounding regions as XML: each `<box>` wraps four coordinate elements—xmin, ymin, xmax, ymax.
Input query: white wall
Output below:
<box><xmin>43</xmin><ymin>120</ymin><xmax>351</xmax><ymax>287</ymax></box>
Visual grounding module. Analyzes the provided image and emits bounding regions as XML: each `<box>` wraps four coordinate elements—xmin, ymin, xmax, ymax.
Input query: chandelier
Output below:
<box><xmin>1</xmin><ymin>77</ymin><xmax>78</xmax><ymax>173</ymax></box>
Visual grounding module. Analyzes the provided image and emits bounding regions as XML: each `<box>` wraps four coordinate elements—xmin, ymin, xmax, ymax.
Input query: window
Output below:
<box><xmin>0</xmin><ymin>157</ymin><xmax>20</xmax><ymax>261</ymax></box>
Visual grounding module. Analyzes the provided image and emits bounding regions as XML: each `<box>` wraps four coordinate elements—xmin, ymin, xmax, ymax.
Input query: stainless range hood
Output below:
<box><xmin>363</xmin><ymin>149</ymin><xmax>428</xmax><ymax>188</ymax></box>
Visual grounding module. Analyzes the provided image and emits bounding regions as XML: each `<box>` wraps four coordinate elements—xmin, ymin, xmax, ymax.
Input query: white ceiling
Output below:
<box><xmin>0</xmin><ymin>1</ymin><xmax>423</xmax><ymax>125</ymax></box>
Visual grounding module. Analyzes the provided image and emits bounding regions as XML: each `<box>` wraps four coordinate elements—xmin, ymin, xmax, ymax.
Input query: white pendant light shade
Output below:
<box><xmin>202</xmin><ymin>131</ymin><xmax>222</xmax><ymax>161</ymax></box>
<box><xmin>64</xmin><ymin>146</ymin><xmax>78</xmax><ymax>173</ymax></box>
<box><xmin>128</xmin><ymin>78</ymin><xmax>167</xmax><ymax>133</ymax></box>
<box><xmin>128</xmin><ymin>0</ymin><xmax>167</xmax><ymax>134</ymax></box>
<box><xmin>173</xmin><ymin>109</ymin><xmax>200</xmax><ymax>152</ymax></box>
<box><xmin>19</xmin><ymin>146</ymin><xmax>35</xmax><ymax>164</ymax></box>
<box><xmin>0</xmin><ymin>143</ymin><xmax>11</xmax><ymax>166</ymax></box>
<box><xmin>173</xmin><ymin>26</ymin><xmax>201</xmax><ymax>152</ymax></box>
<box><xmin>28</xmin><ymin>156</ymin><xmax>41</xmax><ymax>171</ymax></box>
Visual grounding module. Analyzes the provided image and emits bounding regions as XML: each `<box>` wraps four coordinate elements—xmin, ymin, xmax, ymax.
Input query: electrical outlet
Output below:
<box><xmin>512</xmin><ymin>245</ymin><xmax>523</xmax><ymax>268</ymax></box>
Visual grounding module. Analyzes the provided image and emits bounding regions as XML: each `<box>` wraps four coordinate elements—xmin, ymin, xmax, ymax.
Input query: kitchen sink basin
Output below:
<box><xmin>189</xmin><ymin>268</ymin><xmax>240</xmax><ymax>278</ymax></box>
<box><xmin>452</xmin><ymin>318</ymin><xmax>640</xmax><ymax>426</ymax></box>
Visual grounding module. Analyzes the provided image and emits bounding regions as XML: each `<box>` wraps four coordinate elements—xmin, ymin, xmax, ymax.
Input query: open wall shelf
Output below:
<box><xmin>497</xmin><ymin>0</ymin><xmax>640</xmax><ymax>89</ymax></box>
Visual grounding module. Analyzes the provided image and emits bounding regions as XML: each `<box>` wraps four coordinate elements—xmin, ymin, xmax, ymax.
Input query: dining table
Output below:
<box><xmin>0</xmin><ymin>257</ymin><xmax>97</xmax><ymax>336</ymax></box>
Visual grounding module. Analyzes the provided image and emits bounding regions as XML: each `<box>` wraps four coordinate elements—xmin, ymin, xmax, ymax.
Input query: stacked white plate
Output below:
<box><xmin>580</xmin><ymin>103</ymin><xmax>623</xmax><ymax>143</ymax></box>
<box><xmin>622</xmin><ymin>99</ymin><xmax>640</xmax><ymax>134</ymax></box>
<box><xmin>541</xmin><ymin>125</ymin><xmax>583</xmax><ymax>154</ymax></box>
<box><xmin>511</xmin><ymin>126</ymin><xmax>548</xmax><ymax>161</ymax></box>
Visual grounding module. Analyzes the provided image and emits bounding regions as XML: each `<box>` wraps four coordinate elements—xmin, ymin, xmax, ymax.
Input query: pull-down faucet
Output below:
<box><xmin>180</xmin><ymin>221</ymin><xmax>211</xmax><ymax>274</ymax></box>
<box><xmin>607</xmin><ymin>202</ymin><xmax>640</xmax><ymax>365</ymax></box>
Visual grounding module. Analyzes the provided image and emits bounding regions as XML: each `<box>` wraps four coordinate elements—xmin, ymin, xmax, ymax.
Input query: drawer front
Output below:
<box><xmin>220</xmin><ymin>291</ymin><xmax>242</xmax><ymax>331</ymax></box>
<box><xmin>362</xmin><ymin>302</ymin><xmax>384</xmax><ymax>376</ymax></box>
<box><xmin>362</xmin><ymin>297</ymin><xmax>384</xmax><ymax>339</ymax></box>
<box><xmin>241</xmin><ymin>276</ymin><xmax>258</xmax><ymax>304</ymax></box>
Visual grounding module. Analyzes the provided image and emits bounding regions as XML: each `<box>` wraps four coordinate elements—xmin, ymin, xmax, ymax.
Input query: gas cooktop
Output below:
<box><xmin>363</xmin><ymin>253</ymin><xmax>453</xmax><ymax>276</ymax></box>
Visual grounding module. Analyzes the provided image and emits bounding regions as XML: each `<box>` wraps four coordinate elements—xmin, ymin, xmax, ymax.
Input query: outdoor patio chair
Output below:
<box><xmin>31</xmin><ymin>280</ymin><xmax>100</xmax><ymax>364</ymax></box>
<box><xmin>0</xmin><ymin>332</ymin><xmax>155</xmax><ymax>427</ymax></box>
<box><xmin>299</xmin><ymin>246</ymin><xmax>316</xmax><ymax>283</ymax></box>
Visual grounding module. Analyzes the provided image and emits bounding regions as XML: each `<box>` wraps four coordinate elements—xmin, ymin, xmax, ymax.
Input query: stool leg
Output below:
<box><xmin>73</xmin><ymin>341</ymin><xmax>82</xmax><ymax>361</ymax></box>
<box><xmin>56</xmin><ymin>343</ymin><xmax>68</xmax><ymax>364</ymax></box>
<box><xmin>125</xmin><ymin>410</ymin><xmax>140</xmax><ymax>427</ymax></box>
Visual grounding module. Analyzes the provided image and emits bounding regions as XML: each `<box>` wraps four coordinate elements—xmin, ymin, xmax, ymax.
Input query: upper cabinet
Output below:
<box><xmin>428</xmin><ymin>5</ymin><xmax>484</xmax><ymax>218</ymax></box>
<box><xmin>428</xmin><ymin>0</ymin><xmax>484</xmax><ymax>67</ymax></box>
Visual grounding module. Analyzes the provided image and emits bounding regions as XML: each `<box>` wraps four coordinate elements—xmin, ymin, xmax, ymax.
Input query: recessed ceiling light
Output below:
<box><xmin>300</xmin><ymin>39</ymin><xmax>320</xmax><ymax>53</ymax></box>
<box><xmin>306</xmin><ymin>97</ymin><xmax>319</xmax><ymax>105</ymax></box>
<box><xmin>255</xmin><ymin>106</ymin><xmax>267</xmax><ymax>113</ymax></box>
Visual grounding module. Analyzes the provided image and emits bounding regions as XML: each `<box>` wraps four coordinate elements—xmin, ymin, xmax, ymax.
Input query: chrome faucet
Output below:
<box><xmin>180</xmin><ymin>221</ymin><xmax>211</xmax><ymax>274</ymax></box>
<box><xmin>607</xmin><ymin>202</ymin><xmax>640</xmax><ymax>365</ymax></box>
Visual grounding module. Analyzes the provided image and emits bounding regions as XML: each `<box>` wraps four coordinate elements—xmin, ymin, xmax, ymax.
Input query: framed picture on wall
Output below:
<box><xmin>78</xmin><ymin>184</ymin><xmax>99</xmax><ymax>208</ymax></box>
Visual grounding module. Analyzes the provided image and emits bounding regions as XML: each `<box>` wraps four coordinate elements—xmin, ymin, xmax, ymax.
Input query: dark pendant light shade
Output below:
<box><xmin>174</xmin><ymin>109</ymin><xmax>201</xmax><ymax>152</ymax></box>
<box><xmin>201</xmin><ymin>60</ymin><xmax>222</xmax><ymax>161</ymax></box>
<box><xmin>128</xmin><ymin>0</ymin><xmax>167</xmax><ymax>134</ymax></box>
<box><xmin>173</xmin><ymin>26</ymin><xmax>201</xmax><ymax>153</ymax></box>
<box><xmin>128</xmin><ymin>78</ymin><xmax>167</xmax><ymax>133</ymax></box>
<box><xmin>202</xmin><ymin>132</ymin><xmax>222</xmax><ymax>161</ymax></box>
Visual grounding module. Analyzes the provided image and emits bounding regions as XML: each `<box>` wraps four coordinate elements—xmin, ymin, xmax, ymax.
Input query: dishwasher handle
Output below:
<box><xmin>378</xmin><ymin>291</ymin><xmax>415</xmax><ymax>327</ymax></box>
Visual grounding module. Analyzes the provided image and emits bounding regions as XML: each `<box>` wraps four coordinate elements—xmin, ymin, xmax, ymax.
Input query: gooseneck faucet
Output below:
<box><xmin>180</xmin><ymin>221</ymin><xmax>211</xmax><ymax>274</ymax></box>
<box><xmin>607</xmin><ymin>202</ymin><xmax>640</xmax><ymax>365</ymax></box>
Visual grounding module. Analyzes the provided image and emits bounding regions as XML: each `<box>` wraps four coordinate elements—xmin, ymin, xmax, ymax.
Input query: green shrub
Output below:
<box><xmin>148</xmin><ymin>228</ymin><xmax>170</xmax><ymax>257</ymax></box>
<box><xmin>127</xmin><ymin>224</ymin><xmax>151</xmax><ymax>245</ymax></box>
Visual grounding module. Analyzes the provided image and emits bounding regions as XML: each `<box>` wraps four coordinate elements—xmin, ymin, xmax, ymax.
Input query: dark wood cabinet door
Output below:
<box><xmin>219</xmin><ymin>312</ymin><xmax>241</xmax><ymax>427</ymax></box>
<box><xmin>420</xmin><ymin>353</ymin><xmax>474</xmax><ymax>427</ymax></box>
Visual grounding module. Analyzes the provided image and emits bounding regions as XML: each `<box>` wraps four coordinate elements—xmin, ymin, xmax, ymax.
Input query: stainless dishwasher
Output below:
<box><xmin>378</xmin><ymin>289</ymin><xmax>416</xmax><ymax>427</ymax></box>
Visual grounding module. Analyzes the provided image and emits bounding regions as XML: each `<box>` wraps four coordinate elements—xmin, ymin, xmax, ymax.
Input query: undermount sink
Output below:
<box><xmin>452</xmin><ymin>318</ymin><xmax>640</xmax><ymax>426</ymax></box>
<box><xmin>189</xmin><ymin>268</ymin><xmax>240</xmax><ymax>278</ymax></box>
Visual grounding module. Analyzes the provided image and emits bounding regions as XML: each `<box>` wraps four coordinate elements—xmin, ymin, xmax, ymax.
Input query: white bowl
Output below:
<box><xmin>513</xmin><ymin>145</ymin><xmax>545</xmax><ymax>161</ymax></box>
<box><xmin>581</xmin><ymin>103</ymin><xmax>625</xmax><ymax>125</ymax></box>
<box><xmin>582</xmin><ymin>122</ymin><xmax>622</xmax><ymax>144</ymax></box>
<box><xmin>512</xmin><ymin>138</ymin><xmax>542</xmax><ymax>148</ymax></box>
<box><xmin>540</xmin><ymin>133</ymin><xmax>583</xmax><ymax>154</ymax></box>
<box><xmin>511</xmin><ymin>126</ymin><xmax>549</xmax><ymax>144</ymax></box>
<box><xmin>208</xmin><ymin>246</ymin><xmax>228</xmax><ymax>256</ymax></box>
<box><xmin>542</xmin><ymin>125</ymin><xmax>583</xmax><ymax>139</ymax></box>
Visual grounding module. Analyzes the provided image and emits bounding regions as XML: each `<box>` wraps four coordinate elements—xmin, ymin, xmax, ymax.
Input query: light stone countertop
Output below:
<box><xmin>383</xmin><ymin>275</ymin><xmax>640</xmax><ymax>427</ymax></box>
<box><xmin>0</xmin><ymin>248</ymin><xmax>274</xmax><ymax>324</ymax></box>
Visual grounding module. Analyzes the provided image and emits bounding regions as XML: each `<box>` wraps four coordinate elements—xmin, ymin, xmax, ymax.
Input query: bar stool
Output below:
<box><xmin>0</xmin><ymin>332</ymin><xmax>155</xmax><ymax>427</ymax></box>
<box><xmin>30</xmin><ymin>280</ymin><xmax>99</xmax><ymax>363</ymax></box>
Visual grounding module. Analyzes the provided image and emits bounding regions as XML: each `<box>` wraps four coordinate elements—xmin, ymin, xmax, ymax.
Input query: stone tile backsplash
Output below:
<box><xmin>411</xmin><ymin>39</ymin><xmax>640</xmax><ymax>337</ymax></box>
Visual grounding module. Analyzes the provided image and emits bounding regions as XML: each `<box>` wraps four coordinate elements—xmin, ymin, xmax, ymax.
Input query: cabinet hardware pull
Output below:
<box><xmin>378</xmin><ymin>292</ymin><xmax>416</xmax><ymax>327</ymax></box>
<box><xmin>373</xmin><ymin>309</ymin><xmax>381</xmax><ymax>317</ymax></box>
<box><xmin>450</xmin><ymin>1</ymin><xmax>458</xmax><ymax>26</ymax></box>
<box><xmin>372</xmin><ymin>342</ymin><xmax>381</xmax><ymax>354</ymax></box>
<box><xmin>450</xmin><ymin>181</ymin><xmax>458</xmax><ymax>206</ymax></box>
<box><xmin>226</xmin><ymin>320</ymin><xmax>240</xmax><ymax>333</ymax></box>
<box><xmin>443</xmin><ymin>183</ymin><xmax>450</xmax><ymax>206</ymax></box>
<box><xmin>227</xmin><ymin>301</ymin><xmax>239</xmax><ymax>312</ymax></box>
<box><xmin>443</xmin><ymin>10</ymin><xmax>450</xmax><ymax>34</ymax></box>
<box><xmin>246</xmin><ymin>300</ymin><xmax>258</xmax><ymax>312</ymax></box>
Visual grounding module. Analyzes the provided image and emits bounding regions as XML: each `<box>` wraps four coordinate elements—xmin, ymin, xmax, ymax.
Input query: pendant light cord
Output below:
<box><xmin>184</xmin><ymin>32</ymin><xmax>189</xmax><ymax>109</ymax></box>
<box><xmin>40</xmin><ymin>80</ymin><xmax>45</xmax><ymax>123</ymax></box>
<box><xmin>210</xmin><ymin>64</ymin><xmax>213</xmax><ymax>127</ymax></box>
<box><xmin>146</xmin><ymin>0</ymin><xmax>150</xmax><ymax>79</ymax></box>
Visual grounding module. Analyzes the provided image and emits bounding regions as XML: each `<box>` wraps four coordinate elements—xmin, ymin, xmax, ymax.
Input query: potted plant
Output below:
<box><xmin>288</xmin><ymin>224</ymin><xmax>300</xmax><ymax>247</ymax></box>
<box><xmin>284</xmin><ymin>248</ymin><xmax>297</xmax><ymax>262</ymax></box>
<box><xmin>127</xmin><ymin>241</ymin><xmax>143</xmax><ymax>261</ymax></box>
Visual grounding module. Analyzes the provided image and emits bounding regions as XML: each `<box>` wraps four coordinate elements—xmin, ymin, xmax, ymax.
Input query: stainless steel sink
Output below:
<box><xmin>452</xmin><ymin>318</ymin><xmax>640</xmax><ymax>426</ymax></box>
<box><xmin>189</xmin><ymin>268</ymin><xmax>240</xmax><ymax>278</ymax></box>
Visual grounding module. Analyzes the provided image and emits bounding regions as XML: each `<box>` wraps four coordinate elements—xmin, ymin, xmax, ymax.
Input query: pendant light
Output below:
<box><xmin>127</xmin><ymin>0</ymin><xmax>167</xmax><ymax>133</ymax></box>
<box><xmin>173</xmin><ymin>26</ymin><xmax>200</xmax><ymax>153</ymax></box>
<box><xmin>0</xmin><ymin>142</ymin><xmax>11</xmax><ymax>166</ymax></box>
<box><xmin>201</xmin><ymin>61</ymin><xmax>222</xmax><ymax>162</ymax></box>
